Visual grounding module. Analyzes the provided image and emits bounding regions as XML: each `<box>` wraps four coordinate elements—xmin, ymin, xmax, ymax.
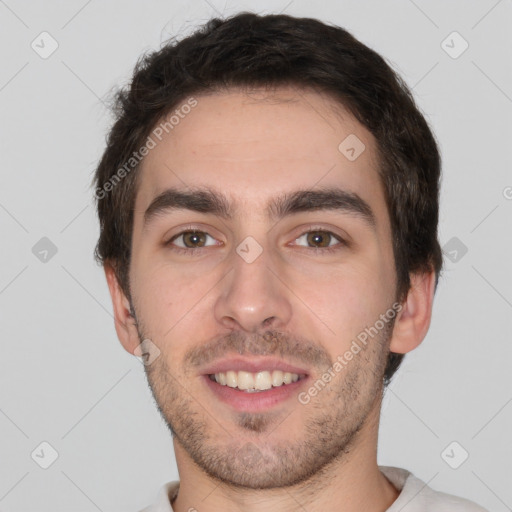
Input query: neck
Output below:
<box><xmin>171</xmin><ymin>401</ymin><xmax>399</xmax><ymax>512</ymax></box>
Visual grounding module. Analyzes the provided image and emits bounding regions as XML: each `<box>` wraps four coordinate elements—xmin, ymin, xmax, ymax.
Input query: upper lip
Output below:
<box><xmin>200</xmin><ymin>356</ymin><xmax>309</xmax><ymax>376</ymax></box>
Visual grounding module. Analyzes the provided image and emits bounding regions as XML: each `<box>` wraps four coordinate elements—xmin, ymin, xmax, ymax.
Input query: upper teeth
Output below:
<box><xmin>212</xmin><ymin>370</ymin><xmax>300</xmax><ymax>390</ymax></box>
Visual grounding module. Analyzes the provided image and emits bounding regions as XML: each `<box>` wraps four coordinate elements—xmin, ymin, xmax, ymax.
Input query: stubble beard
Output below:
<box><xmin>138</xmin><ymin>319</ymin><xmax>393</xmax><ymax>490</ymax></box>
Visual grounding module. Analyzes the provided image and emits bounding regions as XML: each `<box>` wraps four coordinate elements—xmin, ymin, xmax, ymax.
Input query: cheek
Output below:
<box><xmin>131</xmin><ymin>262</ymin><xmax>180</xmax><ymax>332</ymax></box>
<box><xmin>301</xmin><ymin>261</ymin><xmax>394</xmax><ymax>342</ymax></box>
<box><xmin>131</xmin><ymin>259</ymin><xmax>219</xmax><ymax>347</ymax></box>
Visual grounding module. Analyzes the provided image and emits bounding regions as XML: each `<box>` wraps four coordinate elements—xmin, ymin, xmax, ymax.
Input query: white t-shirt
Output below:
<box><xmin>139</xmin><ymin>466</ymin><xmax>488</xmax><ymax>511</ymax></box>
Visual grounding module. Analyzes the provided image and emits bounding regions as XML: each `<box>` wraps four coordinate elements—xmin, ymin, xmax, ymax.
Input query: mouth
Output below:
<box><xmin>208</xmin><ymin>370</ymin><xmax>307</xmax><ymax>392</ymax></box>
<box><xmin>201</xmin><ymin>357</ymin><xmax>309</xmax><ymax>412</ymax></box>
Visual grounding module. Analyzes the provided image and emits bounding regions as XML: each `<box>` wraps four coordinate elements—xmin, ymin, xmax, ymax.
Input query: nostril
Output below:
<box><xmin>262</xmin><ymin>316</ymin><xmax>275</xmax><ymax>328</ymax></box>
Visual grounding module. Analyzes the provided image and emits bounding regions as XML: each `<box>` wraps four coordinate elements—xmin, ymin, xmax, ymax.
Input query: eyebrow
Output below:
<box><xmin>143</xmin><ymin>186</ymin><xmax>376</xmax><ymax>231</ymax></box>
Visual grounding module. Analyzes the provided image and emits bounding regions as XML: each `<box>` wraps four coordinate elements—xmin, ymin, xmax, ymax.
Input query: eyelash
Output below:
<box><xmin>165</xmin><ymin>226</ymin><xmax>347</xmax><ymax>256</ymax></box>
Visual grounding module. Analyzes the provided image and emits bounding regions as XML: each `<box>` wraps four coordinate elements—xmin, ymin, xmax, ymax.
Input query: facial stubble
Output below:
<box><xmin>135</xmin><ymin>312</ymin><xmax>394</xmax><ymax>490</ymax></box>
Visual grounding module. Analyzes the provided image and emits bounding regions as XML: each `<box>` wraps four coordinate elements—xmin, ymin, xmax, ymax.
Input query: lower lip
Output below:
<box><xmin>203</xmin><ymin>374</ymin><xmax>308</xmax><ymax>412</ymax></box>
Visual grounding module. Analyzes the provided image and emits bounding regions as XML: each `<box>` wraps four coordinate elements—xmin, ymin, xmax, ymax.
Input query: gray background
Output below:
<box><xmin>1</xmin><ymin>0</ymin><xmax>511</xmax><ymax>510</ymax></box>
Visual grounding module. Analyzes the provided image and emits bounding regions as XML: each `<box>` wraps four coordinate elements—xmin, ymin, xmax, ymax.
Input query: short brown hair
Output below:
<box><xmin>93</xmin><ymin>12</ymin><xmax>443</xmax><ymax>385</ymax></box>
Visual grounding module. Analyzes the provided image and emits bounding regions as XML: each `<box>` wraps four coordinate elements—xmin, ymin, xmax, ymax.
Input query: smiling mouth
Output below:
<box><xmin>208</xmin><ymin>370</ymin><xmax>307</xmax><ymax>392</ymax></box>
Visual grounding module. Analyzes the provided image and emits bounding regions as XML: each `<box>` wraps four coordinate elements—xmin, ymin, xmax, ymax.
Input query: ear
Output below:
<box><xmin>104</xmin><ymin>262</ymin><xmax>140</xmax><ymax>355</ymax></box>
<box><xmin>389</xmin><ymin>270</ymin><xmax>436</xmax><ymax>354</ymax></box>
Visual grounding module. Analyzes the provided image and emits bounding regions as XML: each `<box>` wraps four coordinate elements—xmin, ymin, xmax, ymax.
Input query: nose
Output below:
<box><xmin>213</xmin><ymin>239</ymin><xmax>293</xmax><ymax>333</ymax></box>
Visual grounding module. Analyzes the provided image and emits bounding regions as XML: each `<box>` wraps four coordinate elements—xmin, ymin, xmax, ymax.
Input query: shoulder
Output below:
<box><xmin>379</xmin><ymin>466</ymin><xmax>489</xmax><ymax>512</ymax></box>
<box><xmin>138</xmin><ymin>481</ymin><xmax>179</xmax><ymax>512</ymax></box>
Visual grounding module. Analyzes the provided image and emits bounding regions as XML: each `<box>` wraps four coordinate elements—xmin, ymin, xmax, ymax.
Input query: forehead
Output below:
<box><xmin>134</xmin><ymin>86</ymin><xmax>387</xmax><ymax>224</ymax></box>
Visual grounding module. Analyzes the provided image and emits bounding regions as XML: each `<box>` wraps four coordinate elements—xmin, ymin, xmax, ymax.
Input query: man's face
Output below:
<box><xmin>127</xmin><ymin>87</ymin><xmax>398</xmax><ymax>488</ymax></box>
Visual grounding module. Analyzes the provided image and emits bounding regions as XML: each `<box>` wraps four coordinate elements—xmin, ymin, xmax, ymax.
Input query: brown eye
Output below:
<box><xmin>168</xmin><ymin>230</ymin><xmax>216</xmax><ymax>250</ymax></box>
<box><xmin>292</xmin><ymin>229</ymin><xmax>346</xmax><ymax>254</ymax></box>
<box><xmin>181</xmin><ymin>231</ymin><xmax>207</xmax><ymax>248</ymax></box>
<box><xmin>295</xmin><ymin>230</ymin><xmax>340</xmax><ymax>248</ymax></box>
<box><xmin>306</xmin><ymin>231</ymin><xmax>334</xmax><ymax>247</ymax></box>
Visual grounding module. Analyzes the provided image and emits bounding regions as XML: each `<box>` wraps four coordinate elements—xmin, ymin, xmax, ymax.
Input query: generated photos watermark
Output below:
<box><xmin>95</xmin><ymin>96</ymin><xmax>198</xmax><ymax>200</ymax></box>
<box><xmin>298</xmin><ymin>302</ymin><xmax>403</xmax><ymax>405</ymax></box>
